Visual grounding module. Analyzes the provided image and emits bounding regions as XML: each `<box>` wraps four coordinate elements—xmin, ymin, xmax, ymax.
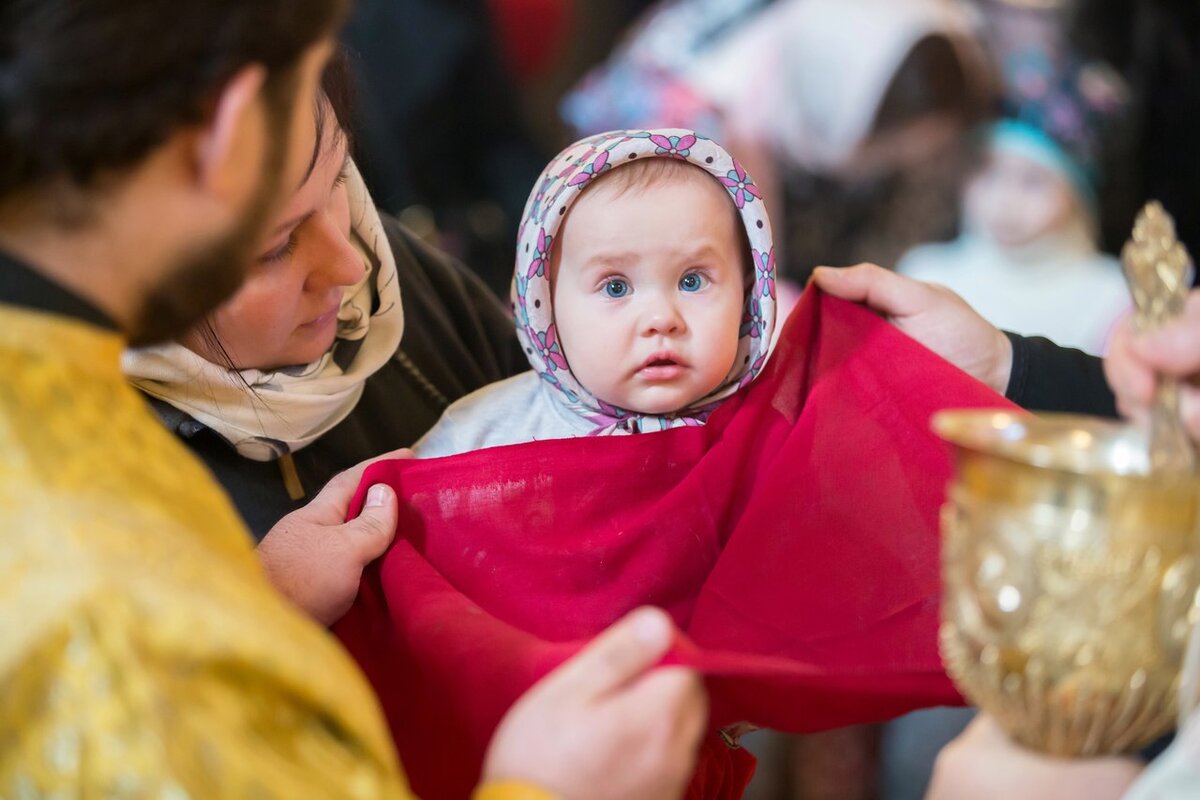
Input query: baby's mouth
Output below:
<box><xmin>637</xmin><ymin>353</ymin><xmax>687</xmax><ymax>379</ymax></box>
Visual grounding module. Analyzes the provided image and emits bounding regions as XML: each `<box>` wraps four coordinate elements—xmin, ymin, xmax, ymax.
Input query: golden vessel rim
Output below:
<box><xmin>931</xmin><ymin>409</ymin><xmax>1200</xmax><ymax>484</ymax></box>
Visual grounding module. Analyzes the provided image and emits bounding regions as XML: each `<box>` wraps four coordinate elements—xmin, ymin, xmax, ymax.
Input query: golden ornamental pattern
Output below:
<box><xmin>936</xmin><ymin>411</ymin><xmax>1200</xmax><ymax>756</ymax></box>
<box><xmin>0</xmin><ymin>305</ymin><xmax>407</xmax><ymax>798</ymax></box>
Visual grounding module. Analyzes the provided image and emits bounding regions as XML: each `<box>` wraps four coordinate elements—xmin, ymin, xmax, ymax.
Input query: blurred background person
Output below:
<box><xmin>684</xmin><ymin>0</ymin><xmax>993</xmax><ymax>284</ymax></box>
<box><xmin>899</xmin><ymin>8</ymin><xmax>1131</xmax><ymax>355</ymax></box>
<box><xmin>562</xmin><ymin>0</ymin><xmax>993</xmax><ymax>288</ymax></box>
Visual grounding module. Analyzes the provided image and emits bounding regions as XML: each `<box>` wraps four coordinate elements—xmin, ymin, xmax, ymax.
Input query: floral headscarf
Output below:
<box><xmin>512</xmin><ymin>128</ymin><xmax>776</xmax><ymax>434</ymax></box>
<box><xmin>992</xmin><ymin>47</ymin><xmax>1128</xmax><ymax>214</ymax></box>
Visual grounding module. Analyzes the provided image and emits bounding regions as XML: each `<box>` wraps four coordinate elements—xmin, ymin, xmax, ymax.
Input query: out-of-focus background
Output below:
<box><xmin>338</xmin><ymin>0</ymin><xmax>1198</xmax><ymax>793</ymax></box>
<box><xmin>340</xmin><ymin>0</ymin><xmax>1200</xmax><ymax>358</ymax></box>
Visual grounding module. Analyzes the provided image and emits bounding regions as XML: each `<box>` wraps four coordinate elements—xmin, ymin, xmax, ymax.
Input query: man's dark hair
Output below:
<box><xmin>0</xmin><ymin>0</ymin><xmax>350</xmax><ymax>198</ymax></box>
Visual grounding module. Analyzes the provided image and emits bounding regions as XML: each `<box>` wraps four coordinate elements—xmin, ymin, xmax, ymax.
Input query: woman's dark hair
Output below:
<box><xmin>872</xmin><ymin>34</ymin><xmax>995</xmax><ymax>135</ymax></box>
<box><xmin>312</xmin><ymin>46</ymin><xmax>358</xmax><ymax>175</ymax></box>
<box><xmin>0</xmin><ymin>0</ymin><xmax>350</xmax><ymax>198</ymax></box>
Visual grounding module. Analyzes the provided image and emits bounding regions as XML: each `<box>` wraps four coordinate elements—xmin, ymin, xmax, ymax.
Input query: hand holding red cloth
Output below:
<box><xmin>334</xmin><ymin>289</ymin><xmax>1016</xmax><ymax>798</ymax></box>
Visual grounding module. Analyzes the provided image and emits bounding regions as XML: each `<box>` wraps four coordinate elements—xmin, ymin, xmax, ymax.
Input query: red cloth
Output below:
<box><xmin>334</xmin><ymin>290</ymin><xmax>1016</xmax><ymax>799</ymax></box>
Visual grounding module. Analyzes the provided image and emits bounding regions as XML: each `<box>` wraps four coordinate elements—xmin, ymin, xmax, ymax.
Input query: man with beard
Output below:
<box><xmin>0</xmin><ymin>3</ymin><xmax>705</xmax><ymax>798</ymax></box>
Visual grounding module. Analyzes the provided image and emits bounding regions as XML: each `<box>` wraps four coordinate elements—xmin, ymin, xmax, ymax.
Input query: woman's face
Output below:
<box><xmin>181</xmin><ymin>121</ymin><xmax>362</xmax><ymax>370</ymax></box>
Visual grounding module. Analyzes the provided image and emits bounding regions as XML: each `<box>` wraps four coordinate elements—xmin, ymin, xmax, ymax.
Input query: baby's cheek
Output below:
<box><xmin>703</xmin><ymin>329</ymin><xmax>740</xmax><ymax>386</ymax></box>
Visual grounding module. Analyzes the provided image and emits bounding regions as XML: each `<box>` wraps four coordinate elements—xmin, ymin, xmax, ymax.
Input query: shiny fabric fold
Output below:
<box><xmin>334</xmin><ymin>288</ymin><xmax>1017</xmax><ymax>799</ymax></box>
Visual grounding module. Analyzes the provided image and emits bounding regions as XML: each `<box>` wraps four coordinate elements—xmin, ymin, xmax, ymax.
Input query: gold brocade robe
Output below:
<box><xmin>0</xmin><ymin>305</ymin><xmax>549</xmax><ymax>800</ymax></box>
<box><xmin>0</xmin><ymin>304</ymin><xmax>410</xmax><ymax>795</ymax></box>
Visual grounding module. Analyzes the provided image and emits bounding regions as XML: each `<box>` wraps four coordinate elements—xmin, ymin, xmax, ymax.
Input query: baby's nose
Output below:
<box><xmin>641</xmin><ymin>302</ymin><xmax>685</xmax><ymax>336</ymax></box>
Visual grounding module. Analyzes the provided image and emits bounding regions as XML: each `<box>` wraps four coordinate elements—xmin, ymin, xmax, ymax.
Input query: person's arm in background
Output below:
<box><xmin>811</xmin><ymin>264</ymin><xmax>1117</xmax><ymax>416</ymax></box>
<box><xmin>1006</xmin><ymin>331</ymin><xmax>1117</xmax><ymax>417</ymax></box>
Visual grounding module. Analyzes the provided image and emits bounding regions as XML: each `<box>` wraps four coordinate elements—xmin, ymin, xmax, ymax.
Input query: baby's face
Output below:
<box><xmin>550</xmin><ymin>171</ymin><xmax>746</xmax><ymax>415</ymax></box>
<box><xmin>964</xmin><ymin>147</ymin><xmax>1078</xmax><ymax>249</ymax></box>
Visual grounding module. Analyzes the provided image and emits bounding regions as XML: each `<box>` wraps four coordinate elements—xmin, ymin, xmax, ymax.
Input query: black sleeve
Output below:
<box><xmin>1003</xmin><ymin>331</ymin><xmax>1118</xmax><ymax>419</ymax></box>
<box><xmin>381</xmin><ymin>214</ymin><xmax>526</xmax><ymax>401</ymax></box>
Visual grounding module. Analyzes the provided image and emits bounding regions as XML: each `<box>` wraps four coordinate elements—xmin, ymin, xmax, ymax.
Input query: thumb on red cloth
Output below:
<box><xmin>482</xmin><ymin>607</ymin><xmax>709</xmax><ymax>800</ymax></box>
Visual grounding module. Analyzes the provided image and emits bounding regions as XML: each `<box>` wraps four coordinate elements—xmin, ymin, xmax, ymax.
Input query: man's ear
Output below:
<box><xmin>192</xmin><ymin>64</ymin><xmax>268</xmax><ymax>201</ymax></box>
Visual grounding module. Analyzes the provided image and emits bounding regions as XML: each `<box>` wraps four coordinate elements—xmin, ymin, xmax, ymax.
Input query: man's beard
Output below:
<box><xmin>126</xmin><ymin>109</ymin><xmax>290</xmax><ymax>347</ymax></box>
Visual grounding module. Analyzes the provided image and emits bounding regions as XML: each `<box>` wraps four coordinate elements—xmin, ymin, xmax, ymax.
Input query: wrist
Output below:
<box><xmin>989</xmin><ymin>328</ymin><xmax>1014</xmax><ymax>395</ymax></box>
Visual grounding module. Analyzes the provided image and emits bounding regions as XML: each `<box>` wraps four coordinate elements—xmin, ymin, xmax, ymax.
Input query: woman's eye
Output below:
<box><xmin>604</xmin><ymin>279</ymin><xmax>631</xmax><ymax>298</ymax></box>
<box><xmin>679</xmin><ymin>273</ymin><xmax>707</xmax><ymax>292</ymax></box>
<box><xmin>259</xmin><ymin>235</ymin><xmax>298</xmax><ymax>265</ymax></box>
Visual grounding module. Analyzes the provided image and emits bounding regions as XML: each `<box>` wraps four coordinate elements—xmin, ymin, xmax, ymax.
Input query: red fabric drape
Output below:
<box><xmin>334</xmin><ymin>290</ymin><xmax>1016</xmax><ymax>799</ymax></box>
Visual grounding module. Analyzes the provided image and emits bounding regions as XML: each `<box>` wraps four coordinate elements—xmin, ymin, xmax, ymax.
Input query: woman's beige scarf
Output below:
<box><xmin>122</xmin><ymin>161</ymin><xmax>404</xmax><ymax>461</ymax></box>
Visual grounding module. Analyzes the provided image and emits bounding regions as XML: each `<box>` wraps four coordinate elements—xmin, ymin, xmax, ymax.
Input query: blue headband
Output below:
<box><xmin>988</xmin><ymin>120</ymin><xmax>1097</xmax><ymax>216</ymax></box>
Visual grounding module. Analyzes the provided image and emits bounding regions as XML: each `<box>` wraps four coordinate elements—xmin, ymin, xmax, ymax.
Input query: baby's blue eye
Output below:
<box><xmin>679</xmin><ymin>273</ymin><xmax>707</xmax><ymax>292</ymax></box>
<box><xmin>604</xmin><ymin>279</ymin><xmax>630</xmax><ymax>298</ymax></box>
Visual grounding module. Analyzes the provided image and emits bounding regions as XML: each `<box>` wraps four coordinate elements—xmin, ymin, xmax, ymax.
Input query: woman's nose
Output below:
<box><xmin>307</xmin><ymin>214</ymin><xmax>363</xmax><ymax>290</ymax></box>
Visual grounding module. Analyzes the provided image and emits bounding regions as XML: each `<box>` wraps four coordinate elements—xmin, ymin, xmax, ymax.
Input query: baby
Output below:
<box><xmin>415</xmin><ymin>129</ymin><xmax>777</xmax><ymax>457</ymax></box>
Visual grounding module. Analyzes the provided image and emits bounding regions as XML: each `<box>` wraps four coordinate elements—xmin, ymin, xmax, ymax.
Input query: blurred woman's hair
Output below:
<box><xmin>872</xmin><ymin>35</ymin><xmax>995</xmax><ymax>135</ymax></box>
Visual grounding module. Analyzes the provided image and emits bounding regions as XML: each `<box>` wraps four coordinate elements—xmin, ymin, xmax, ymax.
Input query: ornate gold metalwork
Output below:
<box><xmin>935</xmin><ymin>410</ymin><xmax>1200</xmax><ymax>755</ymax></box>
<box><xmin>1121</xmin><ymin>201</ymin><xmax>1196</xmax><ymax>472</ymax></box>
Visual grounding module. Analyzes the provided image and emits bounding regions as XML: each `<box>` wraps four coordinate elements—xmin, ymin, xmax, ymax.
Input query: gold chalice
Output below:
<box><xmin>936</xmin><ymin>410</ymin><xmax>1200</xmax><ymax>755</ymax></box>
<box><xmin>935</xmin><ymin>203</ymin><xmax>1200</xmax><ymax>756</ymax></box>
